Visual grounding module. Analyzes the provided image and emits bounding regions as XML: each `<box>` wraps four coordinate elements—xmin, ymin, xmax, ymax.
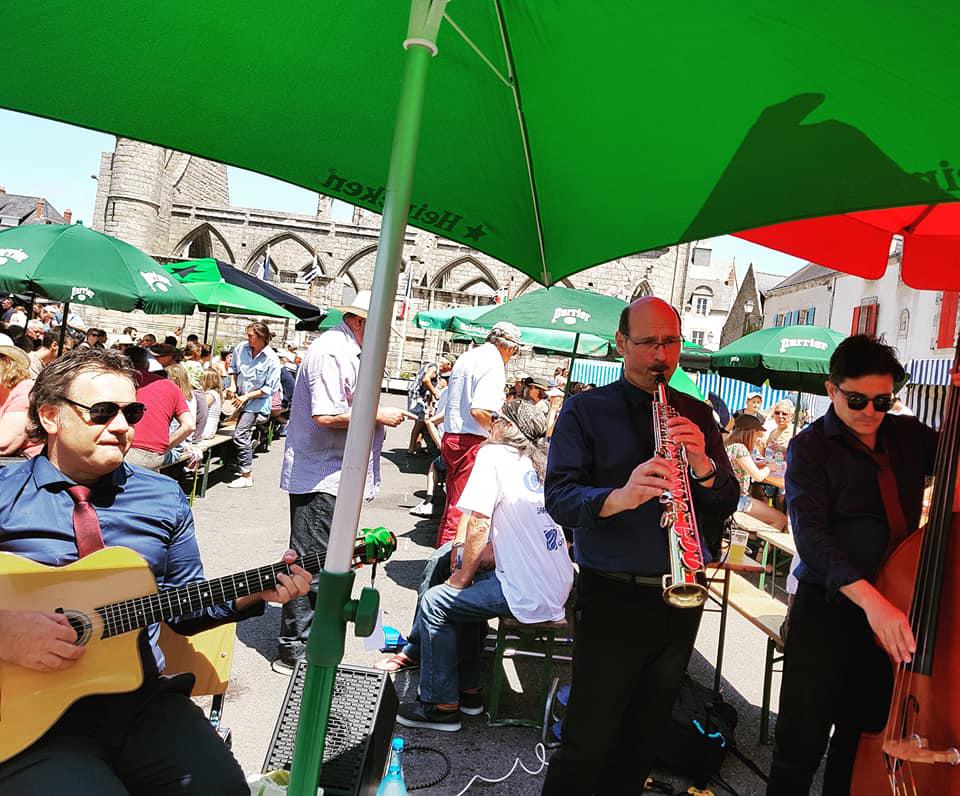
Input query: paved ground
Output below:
<box><xmin>190</xmin><ymin>392</ymin><xmax>819</xmax><ymax>795</ymax></box>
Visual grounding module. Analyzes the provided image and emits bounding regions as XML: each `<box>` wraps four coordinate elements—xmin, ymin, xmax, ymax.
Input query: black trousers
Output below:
<box><xmin>767</xmin><ymin>581</ymin><xmax>893</xmax><ymax>795</ymax></box>
<box><xmin>278</xmin><ymin>491</ymin><xmax>336</xmax><ymax>663</ymax></box>
<box><xmin>0</xmin><ymin>674</ymin><xmax>246</xmax><ymax>795</ymax></box>
<box><xmin>541</xmin><ymin>569</ymin><xmax>703</xmax><ymax>795</ymax></box>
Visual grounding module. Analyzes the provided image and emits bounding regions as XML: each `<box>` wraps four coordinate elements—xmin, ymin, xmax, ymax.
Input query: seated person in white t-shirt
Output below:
<box><xmin>397</xmin><ymin>399</ymin><xmax>574</xmax><ymax>732</ymax></box>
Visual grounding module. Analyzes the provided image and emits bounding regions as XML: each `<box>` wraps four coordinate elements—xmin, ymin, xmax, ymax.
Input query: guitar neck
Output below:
<box><xmin>97</xmin><ymin>550</ymin><xmax>326</xmax><ymax>639</ymax></box>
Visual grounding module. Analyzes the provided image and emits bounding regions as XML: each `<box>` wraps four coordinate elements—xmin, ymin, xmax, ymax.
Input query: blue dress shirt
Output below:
<box><xmin>229</xmin><ymin>341</ymin><xmax>282</xmax><ymax>415</ymax></box>
<box><xmin>545</xmin><ymin>377</ymin><xmax>739</xmax><ymax>576</ymax></box>
<box><xmin>787</xmin><ymin>406</ymin><xmax>937</xmax><ymax>599</ymax></box>
<box><xmin>0</xmin><ymin>456</ymin><xmax>261</xmax><ymax>676</ymax></box>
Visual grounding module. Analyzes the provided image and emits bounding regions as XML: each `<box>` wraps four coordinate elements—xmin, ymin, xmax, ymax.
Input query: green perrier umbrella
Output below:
<box><xmin>710</xmin><ymin>324</ymin><xmax>847</xmax><ymax>395</ymax></box>
<box><xmin>0</xmin><ymin>224</ymin><xmax>196</xmax><ymax>314</ymax></box>
<box><xmin>412</xmin><ymin>304</ymin><xmax>492</xmax><ymax>330</ymax></box>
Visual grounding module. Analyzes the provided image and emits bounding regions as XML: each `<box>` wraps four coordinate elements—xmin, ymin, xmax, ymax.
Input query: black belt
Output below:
<box><xmin>591</xmin><ymin>570</ymin><xmax>663</xmax><ymax>587</ymax></box>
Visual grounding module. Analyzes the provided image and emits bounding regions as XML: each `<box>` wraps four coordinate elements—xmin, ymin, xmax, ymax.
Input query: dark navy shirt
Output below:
<box><xmin>787</xmin><ymin>406</ymin><xmax>938</xmax><ymax>599</ymax></box>
<box><xmin>545</xmin><ymin>377</ymin><xmax>739</xmax><ymax>575</ymax></box>
<box><xmin>0</xmin><ymin>456</ymin><xmax>261</xmax><ymax>676</ymax></box>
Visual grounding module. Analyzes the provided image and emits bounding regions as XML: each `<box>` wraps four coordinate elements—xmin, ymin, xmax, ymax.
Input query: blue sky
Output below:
<box><xmin>1</xmin><ymin>109</ymin><xmax>806</xmax><ymax>282</ymax></box>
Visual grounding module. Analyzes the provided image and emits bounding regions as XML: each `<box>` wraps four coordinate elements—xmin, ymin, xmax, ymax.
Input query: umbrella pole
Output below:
<box><xmin>282</xmin><ymin>317</ymin><xmax>289</xmax><ymax>346</ymax></box>
<box><xmin>210</xmin><ymin>308</ymin><xmax>221</xmax><ymax>353</ymax></box>
<box><xmin>56</xmin><ymin>301</ymin><xmax>70</xmax><ymax>358</ymax></box>
<box><xmin>203</xmin><ymin>311</ymin><xmax>210</xmax><ymax>344</ymax></box>
<box><xmin>563</xmin><ymin>332</ymin><xmax>580</xmax><ymax>398</ymax></box>
<box><xmin>287</xmin><ymin>10</ymin><xmax>443</xmax><ymax>796</ymax></box>
<box><xmin>794</xmin><ymin>390</ymin><xmax>803</xmax><ymax>434</ymax></box>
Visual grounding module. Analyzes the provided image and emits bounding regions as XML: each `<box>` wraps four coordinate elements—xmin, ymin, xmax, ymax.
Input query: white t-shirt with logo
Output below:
<box><xmin>457</xmin><ymin>444</ymin><xmax>573</xmax><ymax>623</ymax></box>
<box><xmin>443</xmin><ymin>343</ymin><xmax>506</xmax><ymax>437</ymax></box>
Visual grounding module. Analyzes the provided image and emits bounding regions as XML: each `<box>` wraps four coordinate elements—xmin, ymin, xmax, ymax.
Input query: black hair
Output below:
<box><xmin>829</xmin><ymin>335</ymin><xmax>906</xmax><ymax>385</ymax></box>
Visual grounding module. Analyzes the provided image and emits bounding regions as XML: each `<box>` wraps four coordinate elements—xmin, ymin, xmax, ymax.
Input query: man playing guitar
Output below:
<box><xmin>0</xmin><ymin>348</ymin><xmax>311</xmax><ymax>795</ymax></box>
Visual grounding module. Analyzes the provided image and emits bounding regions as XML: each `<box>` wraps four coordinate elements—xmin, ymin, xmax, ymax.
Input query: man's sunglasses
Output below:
<box><xmin>833</xmin><ymin>385</ymin><xmax>894</xmax><ymax>413</ymax></box>
<box><xmin>62</xmin><ymin>397</ymin><xmax>147</xmax><ymax>425</ymax></box>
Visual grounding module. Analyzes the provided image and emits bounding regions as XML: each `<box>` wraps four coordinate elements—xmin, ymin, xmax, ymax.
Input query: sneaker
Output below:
<box><xmin>227</xmin><ymin>476</ymin><xmax>253</xmax><ymax>489</ymax></box>
<box><xmin>459</xmin><ymin>690</ymin><xmax>484</xmax><ymax>716</ymax></box>
<box><xmin>396</xmin><ymin>700</ymin><xmax>461</xmax><ymax>732</ymax></box>
<box><xmin>271</xmin><ymin>657</ymin><xmax>300</xmax><ymax>675</ymax></box>
<box><xmin>409</xmin><ymin>501</ymin><xmax>434</xmax><ymax>517</ymax></box>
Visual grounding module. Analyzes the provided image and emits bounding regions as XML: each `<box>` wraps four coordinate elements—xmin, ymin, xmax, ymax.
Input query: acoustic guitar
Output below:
<box><xmin>0</xmin><ymin>528</ymin><xmax>396</xmax><ymax>762</ymax></box>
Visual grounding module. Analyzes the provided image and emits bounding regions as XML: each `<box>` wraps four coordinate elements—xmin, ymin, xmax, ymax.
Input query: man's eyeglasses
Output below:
<box><xmin>833</xmin><ymin>385</ymin><xmax>894</xmax><ymax>413</ymax></box>
<box><xmin>624</xmin><ymin>336</ymin><xmax>684</xmax><ymax>352</ymax></box>
<box><xmin>773</xmin><ymin>411</ymin><xmax>792</xmax><ymax>417</ymax></box>
<box><xmin>62</xmin><ymin>397</ymin><xmax>147</xmax><ymax>425</ymax></box>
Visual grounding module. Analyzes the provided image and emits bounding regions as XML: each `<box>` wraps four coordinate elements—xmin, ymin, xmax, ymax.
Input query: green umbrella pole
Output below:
<box><xmin>202</xmin><ymin>311</ymin><xmax>210</xmax><ymax>344</ymax></box>
<box><xmin>56</xmin><ymin>301</ymin><xmax>70</xmax><ymax>358</ymax></box>
<box><xmin>563</xmin><ymin>332</ymin><xmax>581</xmax><ymax>398</ymax></box>
<box><xmin>286</xmin><ymin>5</ymin><xmax>444</xmax><ymax>793</ymax></box>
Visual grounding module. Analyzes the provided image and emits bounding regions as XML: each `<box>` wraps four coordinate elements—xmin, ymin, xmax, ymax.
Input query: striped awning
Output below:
<box><xmin>904</xmin><ymin>384</ymin><xmax>947</xmax><ymax>429</ymax></box>
<box><xmin>570</xmin><ymin>360</ymin><xmax>622</xmax><ymax>387</ymax></box>
<box><xmin>905</xmin><ymin>357</ymin><xmax>953</xmax><ymax>386</ymax></box>
<box><xmin>696</xmin><ymin>372</ymin><xmax>793</xmax><ymax>415</ymax></box>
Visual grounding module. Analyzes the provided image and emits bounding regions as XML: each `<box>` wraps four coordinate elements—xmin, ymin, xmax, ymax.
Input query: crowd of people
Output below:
<box><xmin>0</xmin><ymin>283</ymin><xmax>944</xmax><ymax>795</ymax></box>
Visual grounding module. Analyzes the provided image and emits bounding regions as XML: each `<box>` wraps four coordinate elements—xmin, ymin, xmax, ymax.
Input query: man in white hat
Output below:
<box><xmin>274</xmin><ymin>290</ymin><xmax>410</xmax><ymax>672</ymax></box>
<box><xmin>436</xmin><ymin>321</ymin><xmax>521</xmax><ymax>547</ymax></box>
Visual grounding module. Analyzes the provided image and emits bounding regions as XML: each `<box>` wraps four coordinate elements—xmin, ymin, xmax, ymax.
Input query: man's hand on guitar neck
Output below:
<box><xmin>235</xmin><ymin>549</ymin><xmax>312</xmax><ymax>612</ymax></box>
<box><xmin>0</xmin><ymin>609</ymin><xmax>85</xmax><ymax>672</ymax></box>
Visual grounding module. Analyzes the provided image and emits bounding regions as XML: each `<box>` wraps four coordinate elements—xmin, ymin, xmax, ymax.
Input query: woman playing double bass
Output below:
<box><xmin>767</xmin><ymin>335</ymin><xmax>960</xmax><ymax>794</ymax></box>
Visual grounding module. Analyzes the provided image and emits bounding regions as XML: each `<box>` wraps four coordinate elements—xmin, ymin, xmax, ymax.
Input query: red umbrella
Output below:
<box><xmin>734</xmin><ymin>203</ymin><xmax>960</xmax><ymax>290</ymax></box>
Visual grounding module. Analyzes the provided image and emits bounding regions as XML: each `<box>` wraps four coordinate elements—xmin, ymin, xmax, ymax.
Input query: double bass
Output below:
<box><xmin>851</xmin><ymin>351</ymin><xmax>960</xmax><ymax>793</ymax></box>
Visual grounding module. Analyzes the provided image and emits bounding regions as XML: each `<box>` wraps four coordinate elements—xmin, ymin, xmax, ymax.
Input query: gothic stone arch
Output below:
<box><xmin>430</xmin><ymin>256</ymin><xmax>501</xmax><ymax>293</ymax></box>
<box><xmin>171</xmin><ymin>222</ymin><xmax>236</xmax><ymax>263</ymax></box>
<box><xmin>245</xmin><ymin>232</ymin><xmax>320</xmax><ymax>279</ymax></box>
<box><xmin>514</xmin><ymin>276</ymin><xmax>573</xmax><ymax>297</ymax></box>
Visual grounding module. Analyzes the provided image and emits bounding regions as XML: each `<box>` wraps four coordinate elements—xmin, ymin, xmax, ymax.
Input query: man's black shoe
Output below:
<box><xmin>459</xmin><ymin>690</ymin><xmax>484</xmax><ymax>716</ymax></box>
<box><xmin>396</xmin><ymin>700</ymin><xmax>461</xmax><ymax>732</ymax></box>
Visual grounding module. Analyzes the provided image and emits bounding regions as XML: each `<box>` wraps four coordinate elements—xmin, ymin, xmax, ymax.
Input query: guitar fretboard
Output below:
<box><xmin>97</xmin><ymin>550</ymin><xmax>326</xmax><ymax>639</ymax></box>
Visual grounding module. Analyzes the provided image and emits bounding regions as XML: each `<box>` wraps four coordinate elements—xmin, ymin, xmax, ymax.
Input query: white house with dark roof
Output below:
<box><xmin>0</xmin><ymin>188</ymin><xmax>69</xmax><ymax>230</ymax></box>
<box><xmin>679</xmin><ymin>246</ymin><xmax>736</xmax><ymax>350</ymax></box>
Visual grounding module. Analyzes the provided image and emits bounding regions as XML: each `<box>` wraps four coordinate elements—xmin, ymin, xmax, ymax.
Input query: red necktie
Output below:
<box><xmin>871</xmin><ymin>450</ymin><xmax>910</xmax><ymax>558</ymax></box>
<box><xmin>66</xmin><ymin>485</ymin><xmax>105</xmax><ymax>558</ymax></box>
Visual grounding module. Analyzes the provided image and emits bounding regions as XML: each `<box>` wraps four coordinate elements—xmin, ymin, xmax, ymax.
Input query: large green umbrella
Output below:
<box><xmin>0</xmin><ymin>224</ymin><xmax>196</xmax><ymax>314</ymax></box>
<box><xmin>710</xmin><ymin>324</ymin><xmax>847</xmax><ymax>395</ymax></box>
<box><xmin>471</xmin><ymin>287</ymin><xmax>624</xmax><ymax>340</ymax></box>
<box><xmin>448</xmin><ymin>315</ymin><xmax>612</xmax><ymax>356</ymax></box>
<box><xmin>4</xmin><ymin>5</ymin><xmax>954</xmax><ymax>286</ymax></box>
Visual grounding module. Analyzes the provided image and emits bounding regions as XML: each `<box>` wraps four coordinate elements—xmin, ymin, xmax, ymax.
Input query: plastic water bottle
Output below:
<box><xmin>774</xmin><ymin>451</ymin><xmax>784</xmax><ymax>476</ymax></box>
<box><xmin>376</xmin><ymin>737</ymin><xmax>407</xmax><ymax>796</ymax></box>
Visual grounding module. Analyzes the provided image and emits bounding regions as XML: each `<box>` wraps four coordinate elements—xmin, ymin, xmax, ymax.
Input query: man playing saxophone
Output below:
<box><xmin>541</xmin><ymin>296</ymin><xmax>739</xmax><ymax>794</ymax></box>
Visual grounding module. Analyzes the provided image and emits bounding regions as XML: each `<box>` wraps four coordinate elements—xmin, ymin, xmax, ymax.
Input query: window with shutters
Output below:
<box><xmin>808</xmin><ymin>306</ymin><xmax>816</xmax><ymax>324</ymax></box>
<box><xmin>852</xmin><ymin>300</ymin><xmax>879</xmax><ymax>336</ymax></box>
<box><xmin>937</xmin><ymin>291</ymin><xmax>958</xmax><ymax>348</ymax></box>
<box><xmin>774</xmin><ymin>313</ymin><xmax>785</xmax><ymax>327</ymax></box>
<box><xmin>691</xmin><ymin>330</ymin><xmax>705</xmax><ymax>345</ymax></box>
<box><xmin>798</xmin><ymin>309</ymin><xmax>809</xmax><ymax>325</ymax></box>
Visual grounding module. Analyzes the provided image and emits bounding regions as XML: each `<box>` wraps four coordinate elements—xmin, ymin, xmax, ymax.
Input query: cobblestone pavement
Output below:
<box><xmin>190</xmin><ymin>392</ymin><xmax>817</xmax><ymax>795</ymax></box>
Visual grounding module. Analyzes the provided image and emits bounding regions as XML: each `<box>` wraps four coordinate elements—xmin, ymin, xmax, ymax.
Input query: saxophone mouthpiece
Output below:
<box><xmin>654</xmin><ymin>372</ymin><xmax>667</xmax><ymax>385</ymax></box>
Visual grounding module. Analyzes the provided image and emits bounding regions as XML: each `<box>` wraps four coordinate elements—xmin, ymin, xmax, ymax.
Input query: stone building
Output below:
<box><xmin>719</xmin><ymin>264</ymin><xmax>783</xmax><ymax>347</ymax></box>
<box><xmin>88</xmin><ymin>137</ymin><xmax>719</xmax><ymax>378</ymax></box>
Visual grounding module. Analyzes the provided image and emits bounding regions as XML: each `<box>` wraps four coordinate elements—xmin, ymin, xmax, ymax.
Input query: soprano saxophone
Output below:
<box><xmin>653</xmin><ymin>373</ymin><xmax>708</xmax><ymax>608</ymax></box>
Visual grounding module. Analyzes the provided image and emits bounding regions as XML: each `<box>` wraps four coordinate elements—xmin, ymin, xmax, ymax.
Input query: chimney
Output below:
<box><xmin>63</xmin><ymin>209</ymin><xmax>73</xmax><ymax>224</ymax></box>
<box><xmin>36</xmin><ymin>198</ymin><xmax>45</xmax><ymax>219</ymax></box>
<box><xmin>0</xmin><ymin>186</ymin><xmax>6</xmax><ymax>194</ymax></box>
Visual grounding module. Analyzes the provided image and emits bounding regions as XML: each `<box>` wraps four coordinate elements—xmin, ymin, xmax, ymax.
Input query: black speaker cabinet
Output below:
<box><xmin>263</xmin><ymin>663</ymin><xmax>398</xmax><ymax>796</ymax></box>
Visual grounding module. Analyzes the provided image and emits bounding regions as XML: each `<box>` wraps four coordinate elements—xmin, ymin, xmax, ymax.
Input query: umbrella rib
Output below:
<box><xmin>492</xmin><ymin>0</ymin><xmax>550</xmax><ymax>287</ymax></box>
<box><xmin>443</xmin><ymin>12</ymin><xmax>511</xmax><ymax>88</ymax></box>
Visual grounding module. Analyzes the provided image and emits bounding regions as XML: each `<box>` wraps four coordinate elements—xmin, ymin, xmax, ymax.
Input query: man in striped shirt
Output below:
<box><xmin>274</xmin><ymin>291</ymin><xmax>409</xmax><ymax>672</ymax></box>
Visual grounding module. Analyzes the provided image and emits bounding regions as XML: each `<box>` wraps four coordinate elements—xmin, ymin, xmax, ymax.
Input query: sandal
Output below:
<box><xmin>374</xmin><ymin>653</ymin><xmax>419</xmax><ymax>673</ymax></box>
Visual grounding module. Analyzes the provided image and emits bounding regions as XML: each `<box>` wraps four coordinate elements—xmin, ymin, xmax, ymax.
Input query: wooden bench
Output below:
<box><xmin>732</xmin><ymin>511</ymin><xmax>780</xmax><ymax>536</ymax></box>
<box><xmin>708</xmin><ymin>572</ymin><xmax>787</xmax><ymax>744</ymax></box>
<box><xmin>757</xmin><ymin>530</ymin><xmax>797</xmax><ymax>596</ymax></box>
<box><xmin>159</xmin><ymin>433</ymin><xmax>234</xmax><ymax>505</ymax></box>
<box><xmin>158</xmin><ymin>622</ymin><xmax>237</xmax><ymax>746</ymax></box>
<box><xmin>487</xmin><ymin>615</ymin><xmax>572</xmax><ymax>730</ymax></box>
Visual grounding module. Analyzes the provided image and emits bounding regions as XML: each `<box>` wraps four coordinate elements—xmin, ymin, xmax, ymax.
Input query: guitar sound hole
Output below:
<box><xmin>60</xmin><ymin>610</ymin><xmax>94</xmax><ymax>646</ymax></box>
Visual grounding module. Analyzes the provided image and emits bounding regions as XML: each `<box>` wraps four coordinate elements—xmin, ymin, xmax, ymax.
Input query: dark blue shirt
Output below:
<box><xmin>0</xmin><ymin>456</ymin><xmax>261</xmax><ymax>676</ymax></box>
<box><xmin>787</xmin><ymin>406</ymin><xmax>938</xmax><ymax>599</ymax></box>
<box><xmin>545</xmin><ymin>377</ymin><xmax>739</xmax><ymax>575</ymax></box>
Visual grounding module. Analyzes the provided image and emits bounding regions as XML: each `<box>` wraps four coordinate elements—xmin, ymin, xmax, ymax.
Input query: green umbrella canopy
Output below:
<box><xmin>412</xmin><ymin>304</ymin><xmax>492</xmax><ymax>330</ymax></box>
<box><xmin>177</xmin><ymin>280</ymin><xmax>297</xmax><ymax>320</ymax></box>
<box><xmin>2</xmin><ymin>4</ymin><xmax>958</xmax><ymax>285</ymax></box>
<box><xmin>710</xmin><ymin>324</ymin><xmax>848</xmax><ymax>394</ymax></box>
<box><xmin>0</xmin><ymin>224</ymin><xmax>196</xmax><ymax>313</ymax></box>
<box><xmin>669</xmin><ymin>366</ymin><xmax>705</xmax><ymax>402</ymax></box>
<box><xmin>471</xmin><ymin>287</ymin><xmax>625</xmax><ymax>340</ymax></box>
<box><xmin>449</xmin><ymin>315</ymin><xmax>612</xmax><ymax>356</ymax></box>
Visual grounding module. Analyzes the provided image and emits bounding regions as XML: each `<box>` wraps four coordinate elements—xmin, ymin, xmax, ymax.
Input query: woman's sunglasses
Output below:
<box><xmin>62</xmin><ymin>397</ymin><xmax>147</xmax><ymax>425</ymax></box>
<box><xmin>833</xmin><ymin>385</ymin><xmax>894</xmax><ymax>413</ymax></box>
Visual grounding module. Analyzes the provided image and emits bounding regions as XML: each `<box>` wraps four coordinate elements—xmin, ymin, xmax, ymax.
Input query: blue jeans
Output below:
<box><xmin>401</xmin><ymin>541</ymin><xmax>454</xmax><ymax>662</ymax></box>
<box><xmin>417</xmin><ymin>569</ymin><xmax>511</xmax><ymax>705</ymax></box>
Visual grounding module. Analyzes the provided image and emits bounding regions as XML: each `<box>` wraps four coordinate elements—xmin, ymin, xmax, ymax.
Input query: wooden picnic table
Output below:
<box><xmin>705</xmin><ymin>553</ymin><xmax>765</xmax><ymax>695</ymax></box>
